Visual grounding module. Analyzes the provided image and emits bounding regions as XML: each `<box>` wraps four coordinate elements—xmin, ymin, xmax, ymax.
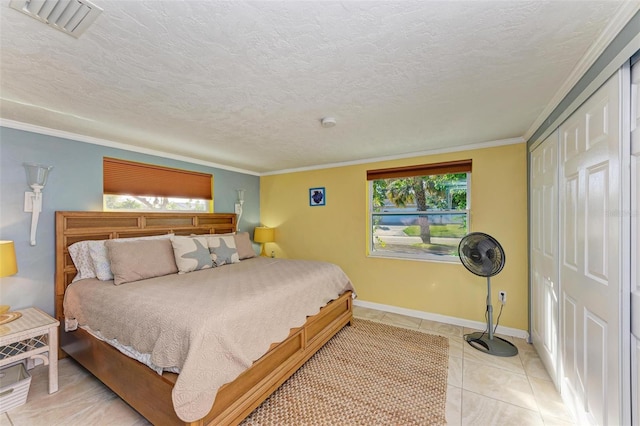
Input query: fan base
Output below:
<box><xmin>465</xmin><ymin>332</ymin><xmax>519</xmax><ymax>357</ymax></box>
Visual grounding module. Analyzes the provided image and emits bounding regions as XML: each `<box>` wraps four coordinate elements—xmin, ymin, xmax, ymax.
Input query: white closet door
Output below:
<box><xmin>559</xmin><ymin>70</ymin><xmax>622</xmax><ymax>426</ymax></box>
<box><xmin>530</xmin><ymin>131</ymin><xmax>559</xmax><ymax>386</ymax></box>
<box><xmin>630</xmin><ymin>59</ymin><xmax>640</xmax><ymax>426</ymax></box>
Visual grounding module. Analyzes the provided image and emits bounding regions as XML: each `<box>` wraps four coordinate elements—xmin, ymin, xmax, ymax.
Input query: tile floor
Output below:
<box><xmin>0</xmin><ymin>307</ymin><xmax>575</xmax><ymax>426</ymax></box>
<box><xmin>353</xmin><ymin>306</ymin><xmax>575</xmax><ymax>426</ymax></box>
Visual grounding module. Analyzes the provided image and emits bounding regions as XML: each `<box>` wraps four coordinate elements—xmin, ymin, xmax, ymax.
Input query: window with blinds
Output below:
<box><xmin>103</xmin><ymin>157</ymin><xmax>213</xmax><ymax>212</ymax></box>
<box><xmin>368</xmin><ymin>159</ymin><xmax>471</xmax><ymax>261</ymax></box>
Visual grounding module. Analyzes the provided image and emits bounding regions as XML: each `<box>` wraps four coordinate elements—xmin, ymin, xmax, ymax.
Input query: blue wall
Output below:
<box><xmin>0</xmin><ymin>126</ymin><xmax>260</xmax><ymax>316</ymax></box>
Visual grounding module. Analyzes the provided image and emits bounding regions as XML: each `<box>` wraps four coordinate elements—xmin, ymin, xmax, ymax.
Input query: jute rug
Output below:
<box><xmin>241</xmin><ymin>319</ymin><xmax>449</xmax><ymax>425</ymax></box>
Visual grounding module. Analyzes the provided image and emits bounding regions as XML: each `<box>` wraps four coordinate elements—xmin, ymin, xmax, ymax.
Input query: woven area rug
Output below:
<box><xmin>241</xmin><ymin>319</ymin><xmax>449</xmax><ymax>425</ymax></box>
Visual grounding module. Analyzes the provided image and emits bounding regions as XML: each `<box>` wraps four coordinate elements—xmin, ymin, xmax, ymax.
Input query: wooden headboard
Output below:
<box><xmin>55</xmin><ymin>211</ymin><xmax>236</xmax><ymax>324</ymax></box>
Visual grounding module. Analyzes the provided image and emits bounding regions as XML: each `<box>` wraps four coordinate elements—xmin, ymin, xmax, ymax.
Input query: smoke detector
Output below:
<box><xmin>320</xmin><ymin>117</ymin><xmax>337</xmax><ymax>128</ymax></box>
<box><xmin>9</xmin><ymin>0</ymin><xmax>103</xmax><ymax>38</ymax></box>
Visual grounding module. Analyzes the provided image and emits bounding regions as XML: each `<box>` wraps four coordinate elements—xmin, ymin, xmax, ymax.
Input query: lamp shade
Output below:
<box><xmin>24</xmin><ymin>163</ymin><xmax>53</xmax><ymax>188</ymax></box>
<box><xmin>0</xmin><ymin>241</ymin><xmax>18</xmax><ymax>277</ymax></box>
<box><xmin>254</xmin><ymin>227</ymin><xmax>275</xmax><ymax>243</ymax></box>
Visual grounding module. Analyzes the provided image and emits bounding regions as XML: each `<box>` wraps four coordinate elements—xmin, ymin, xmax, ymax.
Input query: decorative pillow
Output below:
<box><xmin>106</xmin><ymin>239</ymin><xmax>178</xmax><ymax>285</ymax></box>
<box><xmin>234</xmin><ymin>232</ymin><xmax>256</xmax><ymax>260</ymax></box>
<box><xmin>68</xmin><ymin>241</ymin><xmax>97</xmax><ymax>282</ymax></box>
<box><xmin>89</xmin><ymin>234</ymin><xmax>173</xmax><ymax>281</ymax></box>
<box><xmin>171</xmin><ymin>236</ymin><xmax>213</xmax><ymax>273</ymax></box>
<box><xmin>207</xmin><ymin>235</ymin><xmax>240</xmax><ymax>266</ymax></box>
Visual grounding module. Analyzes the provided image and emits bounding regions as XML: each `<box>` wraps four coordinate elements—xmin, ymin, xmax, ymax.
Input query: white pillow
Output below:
<box><xmin>171</xmin><ymin>236</ymin><xmax>214</xmax><ymax>273</ymax></box>
<box><xmin>89</xmin><ymin>234</ymin><xmax>173</xmax><ymax>281</ymax></box>
<box><xmin>68</xmin><ymin>241</ymin><xmax>97</xmax><ymax>282</ymax></box>
<box><xmin>206</xmin><ymin>235</ymin><xmax>240</xmax><ymax>266</ymax></box>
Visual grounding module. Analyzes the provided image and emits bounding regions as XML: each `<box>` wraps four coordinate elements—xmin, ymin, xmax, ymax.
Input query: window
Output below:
<box><xmin>103</xmin><ymin>157</ymin><xmax>213</xmax><ymax>212</ymax></box>
<box><xmin>368</xmin><ymin>159</ymin><xmax>471</xmax><ymax>261</ymax></box>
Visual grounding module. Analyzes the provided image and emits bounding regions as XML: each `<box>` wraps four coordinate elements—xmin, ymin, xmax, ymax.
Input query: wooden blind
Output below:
<box><xmin>366</xmin><ymin>159</ymin><xmax>472</xmax><ymax>180</ymax></box>
<box><xmin>103</xmin><ymin>157</ymin><xmax>213</xmax><ymax>199</ymax></box>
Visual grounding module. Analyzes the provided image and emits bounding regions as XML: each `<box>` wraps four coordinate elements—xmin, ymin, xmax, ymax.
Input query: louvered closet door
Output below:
<box><xmin>559</xmin><ymin>70</ymin><xmax>622</xmax><ymax>426</ymax></box>
<box><xmin>530</xmin><ymin>131</ymin><xmax>559</xmax><ymax>387</ymax></box>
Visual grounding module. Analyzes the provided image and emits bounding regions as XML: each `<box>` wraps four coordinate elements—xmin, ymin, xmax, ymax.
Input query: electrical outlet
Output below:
<box><xmin>234</xmin><ymin>203</ymin><xmax>242</xmax><ymax>214</ymax></box>
<box><xmin>498</xmin><ymin>291</ymin><xmax>507</xmax><ymax>304</ymax></box>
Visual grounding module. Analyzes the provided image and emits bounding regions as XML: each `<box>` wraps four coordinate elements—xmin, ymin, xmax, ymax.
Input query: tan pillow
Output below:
<box><xmin>89</xmin><ymin>234</ymin><xmax>173</xmax><ymax>281</ymax></box>
<box><xmin>106</xmin><ymin>239</ymin><xmax>178</xmax><ymax>285</ymax></box>
<box><xmin>234</xmin><ymin>232</ymin><xmax>256</xmax><ymax>259</ymax></box>
<box><xmin>189</xmin><ymin>233</ymin><xmax>235</xmax><ymax>237</ymax></box>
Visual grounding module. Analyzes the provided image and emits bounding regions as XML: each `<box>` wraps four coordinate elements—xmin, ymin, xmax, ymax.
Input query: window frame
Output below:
<box><xmin>367</xmin><ymin>160</ymin><xmax>471</xmax><ymax>263</ymax></box>
<box><xmin>103</xmin><ymin>157</ymin><xmax>214</xmax><ymax>213</ymax></box>
<box><xmin>103</xmin><ymin>194</ymin><xmax>213</xmax><ymax>213</ymax></box>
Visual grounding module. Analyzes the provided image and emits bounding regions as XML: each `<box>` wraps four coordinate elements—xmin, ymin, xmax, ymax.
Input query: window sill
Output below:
<box><xmin>367</xmin><ymin>251</ymin><xmax>460</xmax><ymax>264</ymax></box>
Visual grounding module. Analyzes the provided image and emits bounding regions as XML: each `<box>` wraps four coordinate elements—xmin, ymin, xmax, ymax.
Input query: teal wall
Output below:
<box><xmin>0</xmin><ymin>126</ymin><xmax>260</xmax><ymax>316</ymax></box>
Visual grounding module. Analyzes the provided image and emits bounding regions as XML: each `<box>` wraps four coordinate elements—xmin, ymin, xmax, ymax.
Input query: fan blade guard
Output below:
<box><xmin>458</xmin><ymin>232</ymin><xmax>505</xmax><ymax>277</ymax></box>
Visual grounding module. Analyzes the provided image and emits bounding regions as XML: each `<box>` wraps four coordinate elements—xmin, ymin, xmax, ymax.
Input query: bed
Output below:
<box><xmin>55</xmin><ymin>211</ymin><xmax>354</xmax><ymax>425</ymax></box>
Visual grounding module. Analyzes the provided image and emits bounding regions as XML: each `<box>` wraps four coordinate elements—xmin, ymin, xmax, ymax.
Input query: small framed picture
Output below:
<box><xmin>309</xmin><ymin>187</ymin><xmax>326</xmax><ymax>206</ymax></box>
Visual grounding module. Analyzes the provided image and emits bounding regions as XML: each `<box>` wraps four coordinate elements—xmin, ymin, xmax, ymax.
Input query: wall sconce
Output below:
<box><xmin>24</xmin><ymin>163</ymin><xmax>53</xmax><ymax>246</ymax></box>
<box><xmin>0</xmin><ymin>240</ymin><xmax>21</xmax><ymax>324</ymax></box>
<box><xmin>254</xmin><ymin>226</ymin><xmax>275</xmax><ymax>257</ymax></box>
<box><xmin>235</xmin><ymin>189</ymin><xmax>245</xmax><ymax>231</ymax></box>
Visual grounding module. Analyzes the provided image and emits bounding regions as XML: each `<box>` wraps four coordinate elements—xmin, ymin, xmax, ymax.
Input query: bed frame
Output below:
<box><xmin>55</xmin><ymin>211</ymin><xmax>353</xmax><ymax>425</ymax></box>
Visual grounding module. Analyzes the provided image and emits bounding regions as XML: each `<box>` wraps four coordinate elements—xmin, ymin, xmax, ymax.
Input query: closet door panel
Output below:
<box><xmin>559</xmin><ymin>70</ymin><xmax>621</xmax><ymax>426</ymax></box>
<box><xmin>530</xmin><ymin>131</ymin><xmax>559</xmax><ymax>385</ymax></box>
<box><xmin>630</xmin><ymin>58</ymin><xmax>639</xmax><ymax>426</ymax></box>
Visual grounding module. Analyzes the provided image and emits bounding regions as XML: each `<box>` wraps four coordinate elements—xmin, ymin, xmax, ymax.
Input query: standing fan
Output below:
<box><xmin>458</xmin><ymin>232</ymin><xmax>518</xmax><ymax>357</ymax></box>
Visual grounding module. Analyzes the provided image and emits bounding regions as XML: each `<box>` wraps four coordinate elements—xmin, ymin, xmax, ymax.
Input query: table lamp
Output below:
<box><xmin>0</xmin><ymin>240</ymin><xmax>21</xmax><ymax>324</ymax></box>
<box><xmin>254</xmin><ymin>226</ymin><xmax>275</xmax><ymax>257</ymax></box>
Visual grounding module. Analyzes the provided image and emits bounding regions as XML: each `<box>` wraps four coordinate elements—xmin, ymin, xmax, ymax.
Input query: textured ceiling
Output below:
<box><xmin>0</xmin><ymin>1</ymin><xmax>635</xmax><ymax>173</ymax></box>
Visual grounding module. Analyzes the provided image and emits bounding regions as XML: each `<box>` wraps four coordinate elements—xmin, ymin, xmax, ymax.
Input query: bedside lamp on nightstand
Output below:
<box><xmin>0</xmin><ymin>240</ymin><xmax>21</xmax><ymax>325</ymax></box>
<box><xmin>254</xmin><ymin>226</ymin><xmax>275</xmax><ymax>257</ymax></box>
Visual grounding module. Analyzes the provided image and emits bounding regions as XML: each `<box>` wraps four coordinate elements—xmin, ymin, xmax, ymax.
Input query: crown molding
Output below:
<box><xmin>261</xmin><ymin>137</ymin><xmax>524</xmax><ymax>176</ymax></box>
<box><xmin>0</xmin><ymin>119</ymin><xmax>261</xmax><ymax>176</ymax></box>
<box><xmin>524</xmin><ymin>3</ymin><xmax>640</xmax><ymax>141</ymax></box>
<box><xmin>1</xmin><ymin>118</ymin><xmax>523</xmax><ymax>177</ymax></box>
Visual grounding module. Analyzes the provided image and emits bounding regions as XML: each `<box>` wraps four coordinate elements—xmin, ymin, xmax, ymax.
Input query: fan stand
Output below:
<box><xmin>465</xmin><ymin>276</ymin><xmax>518</xmax><ymax>357</ymax></box>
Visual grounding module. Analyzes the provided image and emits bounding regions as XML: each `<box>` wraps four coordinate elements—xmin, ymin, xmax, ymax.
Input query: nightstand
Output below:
<box><xmin>0</xmin><ymin>307</ymin><xmax>60</xmax><ymax>394</ymax></box>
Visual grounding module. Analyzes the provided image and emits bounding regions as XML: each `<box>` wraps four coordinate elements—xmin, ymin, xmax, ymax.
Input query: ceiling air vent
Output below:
<box><xmin>9</xmin><ymin>0</ymin><xmax>103</xmax><ymax>38</ymax></box>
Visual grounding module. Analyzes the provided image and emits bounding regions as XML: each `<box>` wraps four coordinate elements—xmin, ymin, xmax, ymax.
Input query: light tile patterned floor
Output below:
<box><xmin>354</xmin><ymin>306</ymin><xmax>575</xmax><ymax>426</ymax></box>
<box><xmin>0</xmin><ymin>307</ymin><xmax>575</xmax><ymax>425</ymax></box>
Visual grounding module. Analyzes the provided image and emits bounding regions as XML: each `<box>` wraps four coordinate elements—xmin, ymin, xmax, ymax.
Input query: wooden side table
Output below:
<box><xmin>0</xmin><ymin>307</ymin><xmax>60</xmax><ymax>394</ymax></box>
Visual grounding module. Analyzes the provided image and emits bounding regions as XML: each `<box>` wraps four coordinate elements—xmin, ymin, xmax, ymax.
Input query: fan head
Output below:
<box><xmin>458</xmin><ymin>232</ymin><xmax>505</xmax><ymax>277</ymax></box>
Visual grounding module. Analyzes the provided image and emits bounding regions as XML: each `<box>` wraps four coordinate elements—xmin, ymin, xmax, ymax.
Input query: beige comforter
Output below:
<box><xmin>63</xmin><ymin>257</ymin><xmax>355</xmax><ymax>422</ymax></box>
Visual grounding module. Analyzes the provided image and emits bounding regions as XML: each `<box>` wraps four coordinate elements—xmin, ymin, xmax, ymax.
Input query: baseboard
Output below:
<box><xmin>353</xmin><ymin>299</ymin><xmax>529</xmax><ymax>340</ymax></box>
